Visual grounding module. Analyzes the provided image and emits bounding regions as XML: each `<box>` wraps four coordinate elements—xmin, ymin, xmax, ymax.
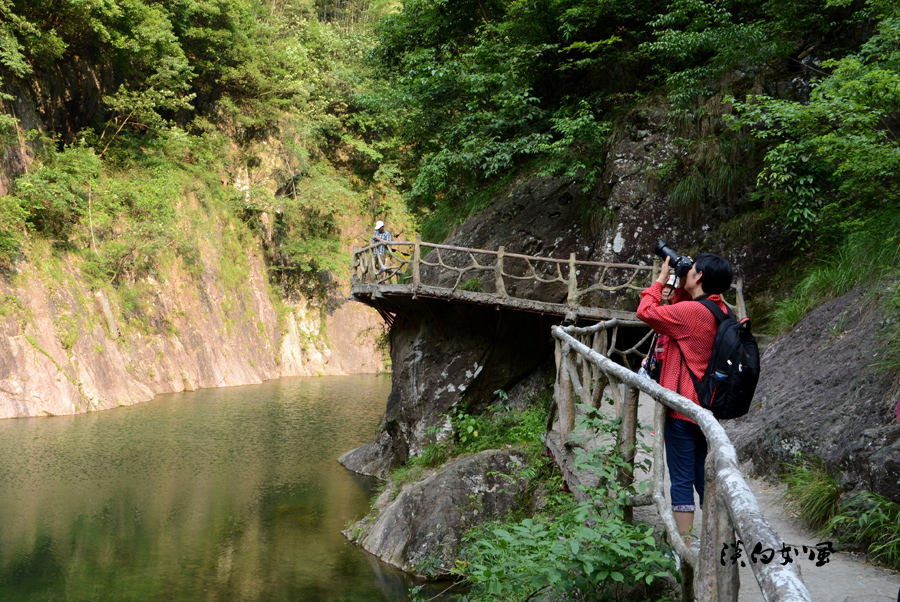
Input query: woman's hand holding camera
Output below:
<box><xmin>656</xmin><ymin>256</ymin><xmax>672</xmax><ymax>286</ymax></box>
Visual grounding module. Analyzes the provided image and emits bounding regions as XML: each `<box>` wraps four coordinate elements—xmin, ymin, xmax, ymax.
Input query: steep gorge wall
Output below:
<box><xmin>0</xmin><ymin>241</ymin><xmax>384</xmax><ymax>419</ymax></box>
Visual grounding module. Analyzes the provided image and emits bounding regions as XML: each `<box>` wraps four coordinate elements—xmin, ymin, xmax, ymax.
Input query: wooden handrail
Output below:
<box><xmin>351</xmin><ymin>242</ymin><xmax>746</xmax><ymax>319</ymax></box>
<box><xmin>551</xmin><ymin>321</ymin><xmax>811</xmax><ymax>602</ymax></box>
<box><xmin>358</xmin><ymin>239</ymin><xmax>659</xmax><ymax>269</ymax></box>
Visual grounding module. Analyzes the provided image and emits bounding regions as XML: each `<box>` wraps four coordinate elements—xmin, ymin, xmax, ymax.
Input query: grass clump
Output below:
<box><xmin>450</xmin><ymin>392</ymin><xmax>552</xmax><ymax>458</ymax></box>
<box><xmin>781</xmin><ymin>457</ymin><xmax>842</xmax><ymax>531</ymax></box>
<box><xmin>767</xmin><ymin>211</ymin><xmax>900</xmax><ymax>335</ymax></box>
<box><xmin>459</xmin><ymin>278</ymin><xmax>483</xmax><ymax>292</ymax></box>
<box><xmin>783</xmin><ymin>455</ymin><xmax>900</xmax><ymax>571</ymax></box>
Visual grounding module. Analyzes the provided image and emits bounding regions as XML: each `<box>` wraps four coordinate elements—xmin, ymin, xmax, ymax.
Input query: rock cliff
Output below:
<box><xmin>726</xmin><ymin>288</ymin><xmax>900</xmax><ymax>502</ymax></box>
<box><xmin>0</xmin><ymin>239</ymin><xmax>384</xmax><ymax>419</ymax></box>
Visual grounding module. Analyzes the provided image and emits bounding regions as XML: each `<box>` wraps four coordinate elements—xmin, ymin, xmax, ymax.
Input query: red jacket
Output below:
<box><xmin>636</xmin><ymin>281</ymin><xmax>727</xmax><ymax>422</ymax></box>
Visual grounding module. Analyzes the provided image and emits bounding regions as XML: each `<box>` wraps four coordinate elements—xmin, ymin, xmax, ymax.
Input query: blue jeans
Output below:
<box><xmin>665</xmin><ymin>416</ymin><xmax>708</xmax><ymax>512</ymax></box>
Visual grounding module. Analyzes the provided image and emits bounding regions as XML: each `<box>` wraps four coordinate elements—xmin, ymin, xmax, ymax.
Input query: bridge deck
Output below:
<box><xmin>350</xmin><ymin>283</ymin><xmax>638</xmax><ymax>323</ymax></box>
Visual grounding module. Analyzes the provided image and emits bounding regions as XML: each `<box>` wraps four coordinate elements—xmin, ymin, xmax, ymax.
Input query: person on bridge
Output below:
<box><xmin>636</xmin><ymin>253</ymin><xmax>733</xmax><ymax>541</ymax></box>
<box><xmin>371</xmin><ymin>220</ymin><xmax>393</xmax><ymax>272</ymax></box>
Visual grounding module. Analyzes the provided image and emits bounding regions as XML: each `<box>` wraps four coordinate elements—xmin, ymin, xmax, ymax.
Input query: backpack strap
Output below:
<box><xmin>696</xmin><ymin>297</ymin><xmax>732</xmax><ymax>323</ymax></box>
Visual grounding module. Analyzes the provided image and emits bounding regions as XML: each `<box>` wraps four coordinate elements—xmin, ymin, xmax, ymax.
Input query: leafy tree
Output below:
<box><xmin>729</xmin><ymin>3</ymin><xmax>900</xmax><ymax>245</ymax></box>
<box><xmin>367</xmin><ymin>0</ymin><xmax>667</xmax><ymax>239</ymax></box>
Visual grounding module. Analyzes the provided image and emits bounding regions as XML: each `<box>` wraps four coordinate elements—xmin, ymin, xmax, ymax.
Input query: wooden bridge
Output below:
<box><xmin>350</xmin><ymin>238</ymin><xmax>808</xmax><ymax>601</ymax></box>
<box><xmin>351</xmin><ymin>236</ymin><xmax>747</xmax><ymax>325</ymax></box>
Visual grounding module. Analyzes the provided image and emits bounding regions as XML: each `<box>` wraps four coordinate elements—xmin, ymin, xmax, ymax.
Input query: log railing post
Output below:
<box><xmin>698</xmin><ymin>451</ymin><xmax>740</xmax><ymax>602</ymax></box>
<box><xmin>580</xmin><ymin>342</ymin><xmax>591</xmax><ymax>404</ymax></box>
<box><xmin>412</xmin><ymin>236</ymin><xmax>421</xmax><ymax>291</ymax></box>
<box><xmin>351</xmin><ymin>246</ymin><xmax>359</xmax><ymax>285</ymax></box>
<box><xmin>549</xmin><ymin>339</ymin><xmax>563</xmax><ymax>433</ymax></box>
<box><xmin>682</xmin><ymin>563</ymin><xmax>696</xmax><ymax>602</ymax></box>
<box><xmin>368</xmin><ymin>248</ymin><xmax>378</xmax><ymax>282</ymax></box>
<box><xmin>495</xmin><ymin>246</ymin><xmax>507</xmax><ymax>297</ymax></box>
<box><xmin>716</xmin><ymin>489</ymin><xmax>740</xmax><ymax>602</ymax></box>
<box><xmin>736</xmin><ymin>277</ymin><xmax>747</xmax><ymax>320</ymax></box>
<box><xmin>591</xmin><ymin>329</ymin><xmax>608</xmax><ymax>408</ymax></box>
<box><xmin>567</xmin><ymin>253</ymin><xmax>578</xmax><ymax>307</ymax></box>
<box><xmin>698</xmin><ymin>452</ymin><xmax>719</xmax><ymax>601</ymax></box>
<box><xmin>557</xmin><ymin>346</ymin><xmax>576</xmax><ymax>443</ymax></box>
<box><xmin>617</xmin><ymin>383</ymin><xmax>639</xmax><ymax>523</ymax></box>
<box><xmin>361</xmin><ymin>248</ymin><xmax>370</xmax><ymax>283</ymax></box>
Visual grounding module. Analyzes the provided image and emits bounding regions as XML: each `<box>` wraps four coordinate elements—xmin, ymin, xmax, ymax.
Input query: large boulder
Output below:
<box><xmin>725</xmin><ymin>288</ymin><xmax>900</xmax><ymax>501</ymax></box>
<box><xmin>344</xmin><ymin>449</ymin><xmax>529</xmax><ymax>577</ymax></box>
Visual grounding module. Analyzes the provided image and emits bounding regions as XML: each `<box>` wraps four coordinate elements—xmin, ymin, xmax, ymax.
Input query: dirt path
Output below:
<box><xmin>734</xmin><ymin>478</ymin><xmax>899</xmax><ymax>602</ymax></box>
<box><xmin>559</xmin><ymin>389</ymin><xmax>900</xmax><ymax>601</ymax></box>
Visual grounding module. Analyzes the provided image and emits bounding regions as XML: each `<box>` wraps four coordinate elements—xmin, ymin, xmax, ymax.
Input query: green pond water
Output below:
<box><xmin>0</xmin><ymin>374</ymin><xmax>419</xmax><ymax>602</ymax></box>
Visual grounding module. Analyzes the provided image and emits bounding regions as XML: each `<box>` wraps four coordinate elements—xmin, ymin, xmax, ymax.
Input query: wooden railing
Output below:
<box><xmin>550</xmin><ymin>320</ymin><xmax>810</xmax><ymax>602</ymax></box>
<box><xmin>352</xmin><ymin>236</ymin><xmax>747</xmax><ymax>317</ymax></box>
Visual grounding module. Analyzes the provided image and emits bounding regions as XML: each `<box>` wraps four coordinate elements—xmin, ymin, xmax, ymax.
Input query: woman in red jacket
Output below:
<box><xmin>636</xmin><ymin>253</ymin><xmax>733</xmax><ymax>541</ymax></box>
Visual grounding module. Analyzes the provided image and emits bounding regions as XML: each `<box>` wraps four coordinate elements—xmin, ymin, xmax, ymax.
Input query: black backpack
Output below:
<box><xmin>673</xmin><ymin>299</ymin><xmax>761</xmax><ymax>419</ymax></box>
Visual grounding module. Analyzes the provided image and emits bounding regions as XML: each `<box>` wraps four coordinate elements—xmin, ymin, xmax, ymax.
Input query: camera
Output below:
<box><xmin>653</xmin><ymin>240</ymin><xmax>694</xmax><ymax>278</ymax></box>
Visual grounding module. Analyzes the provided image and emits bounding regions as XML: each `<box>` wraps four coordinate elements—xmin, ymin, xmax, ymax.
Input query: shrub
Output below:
<box><xmin>454</xmin><ymin>409</ymin><xmax>674</xmax><ymax>601</ymax></box>
<box><xmin>0</xmin><ymin>195</ymin><xmax>26</xmax><ymax>266</ymax></box>
<box><xmin>13</xmin><ymin>145</ymin><xmax>101</xmax><ymax>244</ymax></box>
<box><xmin>824</xmin><ymin>492</ymin><xmax>900</xmax><ymax>570</ymax></box>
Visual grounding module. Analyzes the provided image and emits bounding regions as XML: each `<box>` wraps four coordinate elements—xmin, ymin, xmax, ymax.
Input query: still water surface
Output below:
<box><xmin>0</xmin><ymin>375</ymin><xmax>416</xmax><ymax>602</ymax></box>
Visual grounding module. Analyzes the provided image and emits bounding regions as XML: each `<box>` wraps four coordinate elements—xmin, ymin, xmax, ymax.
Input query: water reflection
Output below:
<box><xmin>0</xmin><ymin>375</ymin><xmax>420</xmax><ymax>602</ymax></box>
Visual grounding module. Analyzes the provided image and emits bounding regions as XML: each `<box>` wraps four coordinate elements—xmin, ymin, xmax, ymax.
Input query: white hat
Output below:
<box><xmin>375</xmin><ymin>220</ymin><xmax>384</xmax><ymax>229</ymax></box>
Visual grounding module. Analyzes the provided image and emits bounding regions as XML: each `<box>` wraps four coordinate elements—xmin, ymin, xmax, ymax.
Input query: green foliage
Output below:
<box><xmin>56</xmin><ymin>314</ymin><xmax>80</xmax><ymax>352</ymax></box>
<box><xmin>451</xmin><ymin>402</ymin><xmax>549</xmax><ymax>457</ymax></box>
<box><xmin>273</xmin><ymin>162</ymin><xmax>355</xmax><ymax>280</ymax></box>
<box><xmin>728</xmin><ymin>5</ymin><xmax>900</xmax><ymax>249</ymax></box>
<box><xmin>536</xmin><ymin>100</ymin><xmax>611</xmax><ymax>192</ymax></box>
<box><xmin>454</xmin><ymin>409</ymin><xmax>674</xmax><ymax>601</ymax></box>
<box><xmin>824</xmin><ymin>491</ymin><xmax>900</xmax><ymax>570</ymax></box>
<box><xmin>367</xmin><ymin>0</ymin><xmax>665</xmax><ymax>240</ymax></box>
<box><xmin>781</xmin><ymin>457</ymin><xmax>842</xmax><ymax>531</ymax></box>
<box><xmin>643</xmin><ymin>0</ymin><xmax>782</xmax><ymax>108</ymax></box>
<box><xmin>0</xmin><ymin>194</ymin><xmax>26</xmax><ymax>265</ymax></box>
<box><xmin>452</xmin><ymin>407</ymin><xmax>484</xmax><ymax>447</ymax></box>
<box><xmin>12</xmin><ymin>144</ymin><xmax>101</xmax><ymax>244</ymax></box>
<box><xmin>766</xmin><ymin>211</ymin><xmax>900</xmax><ymax>334</ymax></box>
<box><xmin>411</xmin><ymin>442</ymin><xmax>452</xmax><ymax>469</ymax></box>
<box><xmin>643</xmin><ymin>0</ymin><xmax>856</xmax><ymax>108</ymax></box>
<box><xmin>459</xmin><ymin>278</ymin><xmax>484</xmax><ymax>292</ymax></box>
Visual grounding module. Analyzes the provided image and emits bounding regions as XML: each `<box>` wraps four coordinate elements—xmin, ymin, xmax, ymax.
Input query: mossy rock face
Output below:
<box><xmin>725</xmin><ymin>288</ymin><xmax>900</xmax><ymax>503</ymax></box>
<box><xmin>340</xmin><ymin>297</ymin><xmax>554</xmax><ymax>478</ymax></box>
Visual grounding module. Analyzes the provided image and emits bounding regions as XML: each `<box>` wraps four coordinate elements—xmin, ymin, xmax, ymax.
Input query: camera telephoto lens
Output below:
<box><xmin>653</xmin><ymin>240</ymin><xmax>694</xmax><ymax>278</ymax></box>
<box><xmin>653</xmin><ymin>240</ymin><xmax>679</xmax><ymax>265</ymax></box>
